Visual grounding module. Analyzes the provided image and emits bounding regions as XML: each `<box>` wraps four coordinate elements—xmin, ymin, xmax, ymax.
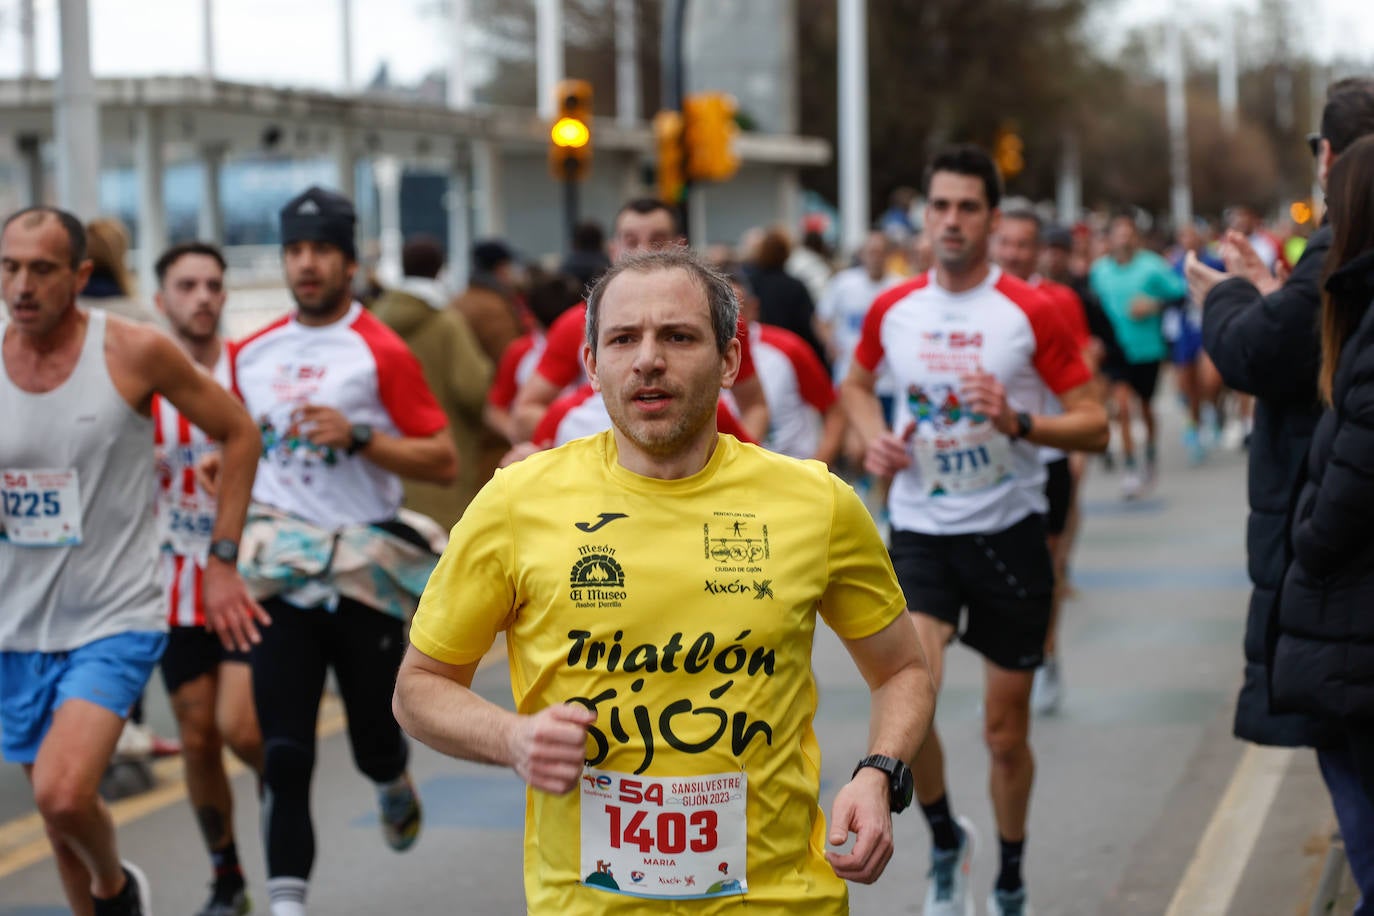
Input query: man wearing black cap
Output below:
<box><xmin>232</xmin><ymin>186</ymin><xmax>458</xmax><ymax>916</ymax></box>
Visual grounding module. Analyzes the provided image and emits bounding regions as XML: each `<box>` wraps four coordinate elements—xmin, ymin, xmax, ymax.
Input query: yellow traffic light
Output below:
<box><xmin>995</xmin><ymin>126</ymin><xmax>1024</xmax><ymax>179</ymax></box>
<box><xmin>684</xmin><ymin>92</ymin><xmax>740</xmax><ymax>183</ymax></box>
<box><xmin>654</xmin><ymin>110</ymin><xmax>686</xmax><ymax>205</ymax></box>
<box><xmin>549</xmin><ymin>79</ymin><xmax>593</xmax><ymax>182</ymax></box>
<box><xmin>1290</xmin><ymin>200</ymin><xmax>1313</xmax><ymax>225</ymax></box>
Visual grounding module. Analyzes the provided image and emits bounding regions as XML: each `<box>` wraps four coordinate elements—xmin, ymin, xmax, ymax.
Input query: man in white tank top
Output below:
<box><xmin>0</xmin><ymin>208</ymin><xmax>266</xmax><ymax>916</ymax></box>
<box><xmin>151</xmin><ymin>241</ymin><xmax>263</xmax><ymax>916</ymax></box>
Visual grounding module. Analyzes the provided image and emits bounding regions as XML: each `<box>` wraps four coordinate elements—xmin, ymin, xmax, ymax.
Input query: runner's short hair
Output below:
<box><xmin>2</xmin><ymin>206</ymin><xmax>87</xmax><ymax>267</ymax></box>
<box><xmin>155</xmin><ymin>241</ymin><xmax>226</xmax><ymax>285</ymax></box>
<box><xmin>923</xmin><ymin>145</ymin><xmax>1002</xmax><ymax>210</ymax></box>
<box><xmin>585</xmin><ymin>247</ymin><xmax>739</xmax><ymax>357</ymax></box>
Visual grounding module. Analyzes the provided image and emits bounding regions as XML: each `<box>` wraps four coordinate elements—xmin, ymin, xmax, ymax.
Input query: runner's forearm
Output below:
<box><xmin>393</xmin><ymin>664</ymin><xmax>517</xmax><ymax>768</ymax></box>
<box><xmin>211</xmin><ymin>412</ymin><xmax>261</xmax><ymax>543</ymax></box>
<box><xmin>358</xmin><ymin>430</ymin><xmax>458</xmax><ymax>484</ymax></box>
<box><xmin>840</xmin><ymin>380</ymin><xmax>889</xmax><ymax>446</ymax></box>
<box><xmin>1023</xmin><ymin>403</ymin><xmax>1109</xmax><ymax>454</ymax></box>
<box><xmin>866</xmin><ymin>662</ymin><xmax>932</xmax><ymax>765</ymax></box>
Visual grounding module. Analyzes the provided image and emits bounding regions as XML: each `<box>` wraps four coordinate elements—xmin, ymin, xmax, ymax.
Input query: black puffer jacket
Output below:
<box><xmin>1202</xmin><ymin>225</ymin><xmax>1339</xmax><ymax>748</ymax></box>
<box><xmin>1272</xmin><ymin>249</ymin><xmax>1374</xmax><ymax>722</ymax></box>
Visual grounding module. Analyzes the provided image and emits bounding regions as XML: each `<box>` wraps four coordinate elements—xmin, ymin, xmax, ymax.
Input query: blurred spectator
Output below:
<box><xmin>1226</xmin><ymin>204</ymin><xmax>1287</xmax><ymax>274</ymax></box>
<box><xmin>559</xmin><ymin>220</ymin><xmax>610</xmax><ymax>293</ymax></box>
<box><xmin>80</xmin><ymin>217</ymin><xmax>157</xmax><ymax>324</ymax></box>
<box><xmin>878</xmin><ymin>186</ymin><xmax>917</xmax><ymax>241</ymax></box>
<box><xmin>372</xmin><ymin>235</ymin><xmax>493</xmax><ymax>526</ymax></box>
<box><xmin>451</xmin><ymin>238</ymin><xmax>526</xmax><ymax>367</ymax></box>
<box><xmin>903</xmin><ymin>229</ymin><xmax>934</xmax><ymax>277</ymax></box>
<box><xmin>745</xmin><ymin>227</ymin><xmax>828</xmax><ymax>366</ymax></box>
<box><xmin>484</xmin><ymin>268</ymin><xmax>581</xmax><ymax>446</ymax></box>
<box><xmin>1274</xmin><ymin>133</ymin><xmax>1374</xmax><ymax>904</ymax></box>
<box><xmin>786</xmin><ymin>229</ymin><xmax>834</xmax><ymax>303</ymax></box>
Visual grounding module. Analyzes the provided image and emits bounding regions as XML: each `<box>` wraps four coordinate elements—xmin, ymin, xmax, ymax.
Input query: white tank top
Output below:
<box><xmin>0</xmin><ymin>309</ymin><xmax>165</xmax><ymax>651</ymax></box>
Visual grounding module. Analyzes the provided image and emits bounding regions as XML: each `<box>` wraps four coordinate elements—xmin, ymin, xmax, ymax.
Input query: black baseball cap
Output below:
<box><xmin>280</xmin><ymin>186</ymin><xmax>357</xmax><ymax>261</ymax></box>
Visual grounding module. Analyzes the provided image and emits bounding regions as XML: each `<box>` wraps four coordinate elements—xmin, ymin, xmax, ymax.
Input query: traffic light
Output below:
<box><xmin>654</xmin><ymin>110</ymin><xmax>686</xmax><ymax>205</ymax></box>
<box><xmin>549</xmin><ymin>79</ymin><xmax>593</xmax><ymax>182</ymax></box>
<box><xmin>994</xmin><ymin>125</ymin><xmax>1024</xmax><ymax>180</ymax></box>
<box><xmin>684</xmin><ymin>92</ymin><xmax>740</xmax><ymax>183</ymax></box>
<box><xmin>1290</xmin><ymin>199</ymin><xmax>1313</xmax><ymax>225</ymax></box>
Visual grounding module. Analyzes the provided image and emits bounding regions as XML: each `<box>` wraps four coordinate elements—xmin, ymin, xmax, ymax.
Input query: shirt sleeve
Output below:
<box><xmin>534</xmin><ymin>305</ymin><xmax>586</xmax><ymax>388</ymax></box>
<box><xmin>787</xmin><ymin>335</ymin><xmax>838</xmax><ymax>412</ymax></box>
<box><xmin>1027</xmin><ymin>293</ymin><xmax>1093</xmax><ymax>396</ymax></box>
<box><xmin>377</xmin><ymin>342</ymin><xmax>449</xmax><ymax>436</ymax></box>
<box><xmin>735</xmin><ymin>317</ymin><xmax>756</xmax><ymax>382</ymax></box>
<box><xmin>818</xmin><ymin>475</ymin><xmax>907</xmax><ymax>640</ymax></box>
<box><xmin>487</xmin><ymin>337</ymin><xmax>531</xmax><ymax>408</ymax></box>
<box><xmin>409</xmin><ymin>473</ymin><xmax>518</xmax><ymax>665</ymax></box>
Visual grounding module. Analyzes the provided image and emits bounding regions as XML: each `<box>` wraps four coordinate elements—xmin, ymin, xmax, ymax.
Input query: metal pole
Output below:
<box><xmin>201</xmin><ymin>0</ymin><xmax>216</xmax><ymax>79</ymax></box>
<box><xmin>55</xmin><ymin>0</ymin><xmax>101</xmax><ymax>219</ymax></box>
<box><xmin>615</xmin><ymin>0</ymin><xmax>639</xmax><ymax>127</ymax></box>
<box><xmin>1056</xmin><ymin>129</ymin><xmax>1081</xmax><ymax>225</ymax></box>
<box><xmin>1165</xmin><ymin>16</ymin><xmax>1192</xmax><ymax>227</ymax></box>
<box><xmin>837</xmin><ymin>0</ymin><xmax>869</xmax><ymax>257</ymax></box>
<box><xmin>446</xmin><ymin>161</ymin><xmax>470</xmax><ymax>292</ymax></box>
<box><xmin>563</xmin><ymin>168</ymin><xmax>580</xmax><ymax>255</ymax></box>
<box><xmin>661</xmin><ymin>0</ymin><xmax>689</xmax><ymax>239</ymax></box>
<box><xmin>341</xmin><ymin>0</ymin><xmax>354</xmax><ymax>91</ymax></box>
<box><xmin>198</xmin><ymin>145</ymin><xmax>225</xmax><ymax>244</ymax></box>
<box><xmin>375</xmin><ymin>156</ymin><xmax>403</xmax><ymax>287</ymax></box>
<box><xmin>20</xmin><ymin>0</ymin><xmax>37</xmax><ymax>77</ymax></box>
<box><xmin>135</xmin><ymin>108</ymin><xmax>167</xmax><ymax>304</ymax></box>
<box><xmin>447</xmin><ymin>0</ymin><xmax>472</xmax><ymax>109</ymax></box>
<box><xmin>536</xmin><ymin>0</ymin><xmax>564</xmax><ymax>120</ymax></box>
<box><xmin>1218</xmin><ymin>7</ymin><xmax>1238</xmax><ymax>135</ymax></box>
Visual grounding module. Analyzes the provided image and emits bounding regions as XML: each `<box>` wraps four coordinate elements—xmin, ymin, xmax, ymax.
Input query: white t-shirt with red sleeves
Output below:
<box><xmin>233</xmin><ymin>303</ymin><xmax>448</xmax><ymax>529</ymax></box>
<box><xmin>153</xmin><ymin>347</ymin><xmax>233</xmax><ymax>627</ymax></box>
<box><xmin>487</xmin><ymin>330</ymin><xmax>546</xmax><ymax>410</ymax></box>
<box><xmin>854</xmin><ymin>267</ymin><xmax>1090</xmax><ymax>536</ymax></box>
<box><xmin>750</xmin><ymin>321</ymin><xmax>837</xmax><ymax>460</ymax></box>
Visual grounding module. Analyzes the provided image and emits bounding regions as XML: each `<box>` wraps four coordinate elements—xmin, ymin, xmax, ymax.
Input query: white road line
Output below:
<box><xmin>1165</xmin><ymin>744</ymin><xmax>1296</xmax><ymax>916</ymax></box>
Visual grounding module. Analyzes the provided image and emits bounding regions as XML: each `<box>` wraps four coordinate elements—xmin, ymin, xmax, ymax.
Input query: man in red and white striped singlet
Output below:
<box><xmin>151</xmin><ymin>242</ymin><xmax>262</xmax><ymax>916</ymax></box>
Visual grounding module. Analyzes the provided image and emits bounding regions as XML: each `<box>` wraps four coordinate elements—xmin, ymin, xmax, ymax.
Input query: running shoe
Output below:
<box><xmin>988</xmin><ymin>886</ymin><xmax>1033</xmax><ymax>916</ymax></box>
<box><xmin>1182</xmin><ymin>427</ymin><xmax>1206</xmax><ymax>466</ymax></box>
<box><xmin>1120</xmin><ymin>469</ymin><xmax>1145</xmax><ymax>501</ymax></box>
<box><xmin>379</xmin><ymin>774</ymin><xmax>423</xmax><ymax>852</ymax></box>
<box><xmin>196</xmin><ymin>879</ymin><xmax>250</xmax><ymax>916</ymax></box>
<box><xmin>99</xmin><ymin>860</ymin><xmax>152</xmax><ymax>916</ymax></box>
<box><xmin>922</xmin><ymin>815</ymin><xmax>976</xmax><ymax>916</ymax></box>
<box><xmin>1030</xmin><ymin>657</ymin><xmax>1062</xmax><ymax>716</ymax></box>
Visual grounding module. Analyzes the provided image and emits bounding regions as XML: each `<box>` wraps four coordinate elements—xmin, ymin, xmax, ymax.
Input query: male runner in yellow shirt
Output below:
<box><xmin>394</xmin><ymin>247</ymin><xmax>933</xmax><ymax>914</ymax></box>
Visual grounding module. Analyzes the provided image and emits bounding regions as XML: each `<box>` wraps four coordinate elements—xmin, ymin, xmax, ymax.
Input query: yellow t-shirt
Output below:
<box><xmin>410</xmin><ymin>432</ymin><xmax>907</xmax><ymax>915</ymax></box>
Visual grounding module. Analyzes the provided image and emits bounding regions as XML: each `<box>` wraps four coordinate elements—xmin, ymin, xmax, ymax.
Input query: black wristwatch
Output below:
<box><xmin>1010</xmin><ymin>411</ymin><xmax>1033</xmax><ymax>441</ymax></box>
<box><xmin>347</xmin><ymin>423</ymin><xmax>374</xmax><ymax>455</ymax></box>
<box><xmin>208</xmin><ymin>538</ymin><xmax>239</xmax><ymax>565</ymax></box>
<box><xmin>853</xmin><ymin>754</ymin><xmax>914</xmax><ymax>813</ymax></box>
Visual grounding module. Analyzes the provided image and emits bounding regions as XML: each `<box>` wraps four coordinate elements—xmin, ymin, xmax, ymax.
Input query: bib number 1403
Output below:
<box><xmin>606</xmin><ymin>804</ymin><xmax>719</xmax><ymax>854</ymax></box>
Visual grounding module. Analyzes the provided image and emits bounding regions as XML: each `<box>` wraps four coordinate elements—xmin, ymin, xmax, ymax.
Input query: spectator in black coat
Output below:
<box><xmin>745</xmin><ymin>227</ymin><xmax>829</xmax><ymax>367</ymax></box>
<box><xmin>1188</xmin><ymin>78</ymin><xmax>1374</xmax><ymax>752</ymax></box>
<box><xmin>1274</xmin><ymin>134</ymin><xmax>1374</xmax><ymax>906</ymax></box>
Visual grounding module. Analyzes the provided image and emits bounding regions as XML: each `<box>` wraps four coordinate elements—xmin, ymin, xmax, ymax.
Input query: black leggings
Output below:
<box><xmin>251</xmin><ymin>596</ymin><xmax>409</xmax><ymax>881</ymax></box>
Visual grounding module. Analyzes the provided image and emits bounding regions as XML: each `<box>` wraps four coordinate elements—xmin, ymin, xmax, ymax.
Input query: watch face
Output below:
<box><xmin>895</xmin><ymin>765</ymin><xmax>915</xmax><ymax>812</ymax></box>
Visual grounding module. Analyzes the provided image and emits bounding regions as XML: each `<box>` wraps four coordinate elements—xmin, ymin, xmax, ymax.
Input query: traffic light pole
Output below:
<box><xmin>661</xmin><ymin>0</ymin><xmax>691</xmax><ymax>241</ymax></box>
<box><xmin>563</xmin><ymin>157</ymin><xmax>581</xmax><ymax>253</ymax></box>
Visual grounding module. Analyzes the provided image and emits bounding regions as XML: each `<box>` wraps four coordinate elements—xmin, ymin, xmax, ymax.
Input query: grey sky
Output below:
<box><xmin>0</xmin><ymin>0</ymin><xmax>1370</xmax><ymax>93</ymax></box>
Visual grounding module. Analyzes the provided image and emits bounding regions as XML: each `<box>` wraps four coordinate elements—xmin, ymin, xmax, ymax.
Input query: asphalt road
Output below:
<box><xmin>0</xmin><ymin>398</ymin><xmax>1348</xmax><ymax>915</ymax></box>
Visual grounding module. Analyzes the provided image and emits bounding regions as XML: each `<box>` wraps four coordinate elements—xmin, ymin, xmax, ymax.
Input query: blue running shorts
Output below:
<box><xmin>0</xmin><ymin>630</ymin><xmax>167</xmax><ymax>764</ymax></box>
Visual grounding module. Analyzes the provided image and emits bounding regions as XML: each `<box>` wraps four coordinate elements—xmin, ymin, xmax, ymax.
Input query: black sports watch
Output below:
<box><xmin>347</xmin><ymin>423</ymin><xmax>374</xmax><ymax>455</ymax></box>
<box><xmin>853</xmin><ymin>754</ymin><xmax>914</xmax><ymax>813</ymax></box>
<box><xmin>208</xmin><ymin>538</ymin><xmax>239</xmax><ymax>565</ymax></box>
<box><xmin>1010</xmin><ymin>411</ymin><xmax>1033</xmax><ymax>441</ymax></box>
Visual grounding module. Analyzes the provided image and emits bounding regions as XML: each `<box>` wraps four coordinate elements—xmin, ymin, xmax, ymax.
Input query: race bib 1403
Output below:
<box><xmin>0</xmin><ymin>469</ymin><xmax>83</xmax><ymax>547</ymax></box>
<box><xmin>580</xmin><ymin>768</ymin><xmax>748</xmax><ymax>900</ymax></box>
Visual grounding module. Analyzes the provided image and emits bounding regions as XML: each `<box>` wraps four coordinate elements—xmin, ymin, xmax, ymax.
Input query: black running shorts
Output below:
<box><xmin>1106</xmin><ymin>360</ymin><xmax>1162</xmax><ymax>403</ymax></box>
<box><xmin>159</xmin><ymin>626</ymin><xmax>250</xmax><ymax>696</ymax></box>
<box><xmin>1043</xmin><ymin>457</ymin><xmax>1073</xmax><ymax>536</ymax></box>
<box><xmin>889</xmin><ymin>513</ymin><xmax>1054</xmax><ymax>670</ymax></box>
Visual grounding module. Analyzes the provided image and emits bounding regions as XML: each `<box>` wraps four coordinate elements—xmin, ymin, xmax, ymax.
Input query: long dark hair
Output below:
<box><xmin>1320</xmin><ymin>134</ymin><xmax>1374</xmax><ymax>405</ymax></box>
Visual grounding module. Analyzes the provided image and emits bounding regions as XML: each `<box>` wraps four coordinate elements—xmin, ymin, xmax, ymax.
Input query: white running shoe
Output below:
<box><xmin>922</xmin><ymin>815</ymin><xmax>976</xmax><ymax>916</ymax></box>
<box><xmin>1120</xmin><ymin>470</ymin><xmax>1145</xmax><ymax>501</ymax></box>
<box><xmin>1031</xmin><ymin>657</ymin><xmax>1062</xmax><ymax>716</ymax></box>
<box><xmin>988</xmin><ymin>886</ymin><xmax>1033</xmax><ymax>916</ymax></box>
